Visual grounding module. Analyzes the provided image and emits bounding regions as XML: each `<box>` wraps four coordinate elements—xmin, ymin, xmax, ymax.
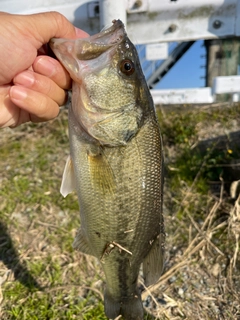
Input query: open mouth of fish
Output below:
<box><xmin>50</xmin><ymin>20</ymin><xmax>126</xmax><ymax>80</ymax></box>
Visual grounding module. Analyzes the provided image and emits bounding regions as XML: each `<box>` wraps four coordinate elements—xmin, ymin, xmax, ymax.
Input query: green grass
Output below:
<box><xmin>0</xmin><ymin>114</ymin><xmax>107</xmax><ymax>319</ymax></box>
<box><xmin>0</xmin><ymin>105</ymin><xmax>240</xmax><ymax>319</ymax></box>
<box><xmin>157</xmin><ymin>104</ymin><xmax>240</xmax><ymax>190</ymax></box>
<box><xmin>4</xmin><ymin>285</ymin><xmax>106</xmax><ymax>319</ymax></box>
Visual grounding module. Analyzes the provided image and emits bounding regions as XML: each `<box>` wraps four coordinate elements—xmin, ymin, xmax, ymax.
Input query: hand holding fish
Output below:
<box><xmin>0</xmin><ymin>11</ymin><xmax>88</xmax><ymax>128</ymax></box>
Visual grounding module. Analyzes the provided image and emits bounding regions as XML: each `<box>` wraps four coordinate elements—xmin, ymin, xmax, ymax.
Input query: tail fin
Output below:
<box><xmin>104</xmin><ymin>290</ymin><xmax>143</xmax><ymax>320</ymax></box>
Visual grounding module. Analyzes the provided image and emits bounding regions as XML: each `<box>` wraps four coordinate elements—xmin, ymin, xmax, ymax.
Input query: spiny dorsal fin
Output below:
<box><xmin>60</xmin><ymin>155</ymin><xmax>76</xmax><ymax>197</ymax></box>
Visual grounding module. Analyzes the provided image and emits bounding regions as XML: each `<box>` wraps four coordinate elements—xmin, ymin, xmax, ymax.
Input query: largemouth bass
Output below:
<box><xmin>50</xmin><ymin>20</ymin><xmax>164</xmax><ymax>320</ymax></box>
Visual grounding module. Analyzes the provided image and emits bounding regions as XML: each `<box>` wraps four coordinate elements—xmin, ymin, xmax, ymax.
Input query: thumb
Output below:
<box><xmin>22</xmin><ymin>12</ymin><xmax>89</xmax><ymax>47</ymax></box>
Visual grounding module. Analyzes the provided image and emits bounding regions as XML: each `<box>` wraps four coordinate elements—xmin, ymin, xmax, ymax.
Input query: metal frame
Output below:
<box><xmin>2</xmin><ymin>0</ymin><xmax>240</xmax><ymax>103</ymax></box>
<box><xmin>1</xmin><ymin>0</ymin><xmax>240</xmax><ymax>43</ymax></box>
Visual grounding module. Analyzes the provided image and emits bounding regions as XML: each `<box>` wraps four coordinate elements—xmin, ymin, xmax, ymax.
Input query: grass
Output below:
<box><xmin>0</xmin><ymin>104</ymin><xmax>240</xmax><ymax>319</ymax></box>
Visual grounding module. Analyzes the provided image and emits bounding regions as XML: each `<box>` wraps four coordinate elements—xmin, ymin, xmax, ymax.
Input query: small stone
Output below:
<box><xmin>211</xmin><ymin>263</ymin><xmax>221</xmax><ymax>277</ymax></box>
<box><xmin>169</xmin><ymin>276</ymin><xmax>177</xmax><ymax>283</ymax></box>
<box><xmin>178</xmin><ymin>288</ymin><xmax>184</xmax><ymax>297</ymax></box>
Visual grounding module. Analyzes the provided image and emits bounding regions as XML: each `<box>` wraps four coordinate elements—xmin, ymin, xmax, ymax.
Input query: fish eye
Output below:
<box><xmin>120</xmin><ymin>59</ymin><xmax>135</xmax><ymax>75</ymax></box>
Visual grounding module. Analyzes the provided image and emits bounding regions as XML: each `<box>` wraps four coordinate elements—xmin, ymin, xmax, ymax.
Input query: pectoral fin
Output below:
<box><xmin>143</xmin><ymin>235</ymin><xmax>165</xmax><ymax>287</ymax></box>
<box><xmin>72</xmin><ymin>228</ymin><xmax>93</xmax><ymax>256</ymax></box>
<box><xmin>60</xmin><ymin>155</ymin><xmax>76</xmax><ymax>197</ymax></box>
<box><xmin>88</xmin><ymin>147</ymin><xmax>115</xmax><ymax>195</ymax></box>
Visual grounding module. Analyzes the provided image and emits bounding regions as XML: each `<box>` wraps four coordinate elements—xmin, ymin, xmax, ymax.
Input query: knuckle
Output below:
<box><xmin>36</xmin><ymin>95</ymin><xmax>59</xmax><ymax>120</ymax></box>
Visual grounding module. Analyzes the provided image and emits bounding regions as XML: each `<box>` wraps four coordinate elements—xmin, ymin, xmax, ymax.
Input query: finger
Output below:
<box><xmin>0</xmin><ymin>85</ymin><xmax>30</xmax><ymax>128</ymax></box>
<box><xmin>13</xmin><ymin>70</ymin><xmax>67</xmax><ymax>105</ymax></box>
<box><xmin>9</xmin><ymin>85</ymin><xmax>59</xmax><ymax>123</ymax></box>
<box><xmin>25</xmin><ymin>12</ymin><xmax>89</xmax><ymax>47</ymax></box>
<box><xmin>33</xmin><ymin>56</ymin><xmax>72</xmax><ymax>90</ymax></box>
<box><xmin>75</xmin><ymin>27</ymin><xmax>89</xmax><ymax>39</ymax></box>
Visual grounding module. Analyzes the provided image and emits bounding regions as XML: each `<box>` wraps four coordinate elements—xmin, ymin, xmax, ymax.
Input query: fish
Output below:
<box><xmin>50</xmin><ymin>19</ymin><xmax>165</xmax><ymax>320</ymax></box>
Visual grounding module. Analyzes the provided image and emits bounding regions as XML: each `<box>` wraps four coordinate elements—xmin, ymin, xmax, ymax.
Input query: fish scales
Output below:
<box><xmin>50</xmin><ymin>20</ymin><xmax>165</xmax><ymax>320</ymax></box>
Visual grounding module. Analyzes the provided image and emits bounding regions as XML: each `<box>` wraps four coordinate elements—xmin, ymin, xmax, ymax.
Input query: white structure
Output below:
<box><xmin>151</xmin><ymin>87</ymin><xmax>214</xmax><ymax>105</ymax></box>
<box><xmin>1</xmin><ymin>0</ymin><xmax>240</xmax><ymax>104</ymax></box>
<box><xmin>1</xmin><ymin>0</ymin><xmax>240</xmax><ymax>42</ymax></box>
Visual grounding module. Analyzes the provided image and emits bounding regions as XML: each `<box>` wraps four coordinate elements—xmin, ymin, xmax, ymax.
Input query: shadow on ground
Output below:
<box><xmin>0</xmin><ymin>222</ymin><xmax>42</xmax><ymax>290</ymax></box>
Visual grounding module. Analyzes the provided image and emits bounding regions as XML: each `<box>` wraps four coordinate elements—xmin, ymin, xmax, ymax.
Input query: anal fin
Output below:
<box><xmin>143</xmin><ymin>234</ymin><xmax>165</xmax><ymax>287</ymax></box>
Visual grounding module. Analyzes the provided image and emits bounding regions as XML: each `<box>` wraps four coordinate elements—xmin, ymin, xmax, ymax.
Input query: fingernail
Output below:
<box><xmin>74</xmin><ymin>27</ymin><xmax>89</xmax><ymax>38</ymax></box>
<box><xmin>35</xmin><ymin>57</ymin><xmax>57</xmax><ymax>77</ymax></box>
<box><xmin>14</xmin><ymin>71</ymin><xmax>35</xmax><ymax>87</ymax></box>
<box><xmin>10</xmin><ymin>86</ymin><xmax>27</xmax><ymax>100</ymax></box>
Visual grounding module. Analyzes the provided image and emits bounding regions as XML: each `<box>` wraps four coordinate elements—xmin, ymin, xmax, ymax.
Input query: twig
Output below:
<box><xmin>112</xmin><ymin>242</ymin><xmax>132</xmax><ymax>255</ymax></box>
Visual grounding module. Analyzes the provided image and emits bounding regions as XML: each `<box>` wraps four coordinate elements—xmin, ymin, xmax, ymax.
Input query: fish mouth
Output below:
<box><xmin>49</xmin><ymin>19</ymin><xmax>126</xmax><ymax>81</ymax></box>
<box><xmin>88</xmin><ymin>19</ymin><xmax>126</xmax><ymax>48</ymax></box>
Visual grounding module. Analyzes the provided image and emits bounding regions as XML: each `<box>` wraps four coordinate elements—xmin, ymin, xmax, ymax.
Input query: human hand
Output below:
<box><xmin>0</xmin><ymin>11</ymin><xmax>88</xmax><ymax>128</ymax></box>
